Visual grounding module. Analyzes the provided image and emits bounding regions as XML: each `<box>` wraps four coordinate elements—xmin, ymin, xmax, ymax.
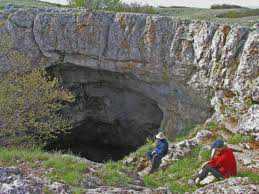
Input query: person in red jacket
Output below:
<box><xmin>195</xmin><ymin>139</ymin><xmax>237</xmax><ymax>184</ymax></box>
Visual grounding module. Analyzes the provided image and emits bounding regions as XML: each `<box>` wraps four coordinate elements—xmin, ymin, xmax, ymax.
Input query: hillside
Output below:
<box><xmin>0</xmin><ymin>0</ymin><xmax>65</xmax><ymax>9</ymax></box>
<box><xmin>157</xmin><ymin>7</ymin><xmax>259</xmax><ymax>27</ymax></box>
<box><xmin>0</xmin><ymin>2</ymin><xmax>258</xmax><ymax>194</ymax></box>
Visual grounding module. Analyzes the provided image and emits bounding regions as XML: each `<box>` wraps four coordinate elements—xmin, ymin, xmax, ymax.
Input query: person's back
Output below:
<box><xmin>208</xmin><ymin>147</ymin><xmax>237</xmax><ymax>178</ymax></box>
<box><xmin>155</xmin><ymin>139</ymin><xmax>169</xmax><ymax>159</ymax></box>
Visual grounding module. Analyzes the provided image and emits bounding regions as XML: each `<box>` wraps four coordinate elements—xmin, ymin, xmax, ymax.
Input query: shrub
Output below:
<box><xmin>110</xmin><ymin>3</ymin><xmax>157</xmax><ymax>14</ymax></box>
<box><xmin>0</xmin><ymin>66</ymin><xmax>74</xmax><ymax>147</ymax></box>
<box><xmin>228</xmin><ymin>134</ymin><xmax>254</xmax><ymax>144</ymax></box>
<box><xmin>69</xmin><ymin>0</ymin><xmax>87</xmax><ymax>7</ymax></box>
<box><xmin>69</xmin><ymin>0</ymin><xmax>157</xmax><ymax>14</ymax></box>
<box><xmin>69</xmin><ymin>0</ymin><xmax>121</xmax><ymax>9</ymax></box>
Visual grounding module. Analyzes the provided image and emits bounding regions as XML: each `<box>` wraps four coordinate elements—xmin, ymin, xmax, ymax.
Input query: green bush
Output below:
<box><xmin>69</xmin><ymin>0</ymin><xmax>157</xmax><ymax>14</ymax></box>
<box><xmin>228</xmin><ymin>134</ymin><xmax>254</xmax><ymax>144</ymax></box>
<box><xmin>69</xmin><ymin>0</ymin><xmax>121</xmax><ymax>9</ymax></box>
<box><xmin>69</xmin><ymin>0</ymin><xmax>86</xmax><ymax>7</ymax></box>
<box><xmin>110</xmin><ymin>3</ymin><xmax>157</xmax><ymax>14</ymax></box>
<box><xmin>0</xmin><ymin>66</ymin><xmax>74</xmax><ymax>147</ymax></box>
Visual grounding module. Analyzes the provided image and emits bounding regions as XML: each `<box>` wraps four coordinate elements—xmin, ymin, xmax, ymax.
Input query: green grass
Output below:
<box><xmin>157</xmin><ymin>7</ymin><xmax>259</xmax><ymax>27</ymax></box>
<box><xmin>132</xmin><ymin>138</ymin><xmax>154</xmax><ymax>158</ymax></box>
<box><xmin>238</xmin><ymin>171</ymin><xmax>259</xmax><ymax>184</ymax></box>
<box><xmin>217</xmin><ymin>9</ymin><xmax>259</xmax><ymax>18</ymax></box>
<box><xmin>0</xmin><ymin>147</ymin><xmax>88</xmax><ymax>187</ymax></box>
<box><xmin>0</xmin><ymin>0</ymin><xmax>65</xmax><ymax>10</ymax></box>
<box><xmin>42</xmin><ymin>155</ymin><xmax>87</xmax><ymax>185</ymax></box>
<box><xmin>228</xmin><ymin>134</ymin><xmax>254</xmax><ymax>144</ymax></box>
<box><xmin>175</xmin><ymin>124</ymin><xmax>202</xmax><ymax>142</ymax></box>
<box><xmin>97</xmin><ymin>160</ymin><xmax>133</xmax><ymax>186</ymax></box>
<box><xmin>96</xmin><ymin>139</ymin><xmax>210</xmax><ymax>193</ymax></box>
<box><xmin>143</xmin><ymin>146</ymin><xmax>208</xmax><ymax>193</ymax></box>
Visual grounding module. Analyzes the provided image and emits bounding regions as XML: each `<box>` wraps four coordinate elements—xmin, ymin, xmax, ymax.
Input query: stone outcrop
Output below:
<box><xmin>0</xmin><ymin>167</ymin><xmax>70</xmax><ymax>194</ymax></box>
<box><xmin>194</xmin><ymin>177</ymin><xmax>259</xmax><ymax>194</ymax></box>
<box><xmin>0</xmin><ymin>8</ymin><xmax>258</xmax><ymax>141</ymax></box>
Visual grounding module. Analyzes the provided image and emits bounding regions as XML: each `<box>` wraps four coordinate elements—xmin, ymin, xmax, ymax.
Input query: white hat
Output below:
<box><xmin>155</xmin><ymin>132</ymin><xmax>166</xmax><ymax>139</ymax></box>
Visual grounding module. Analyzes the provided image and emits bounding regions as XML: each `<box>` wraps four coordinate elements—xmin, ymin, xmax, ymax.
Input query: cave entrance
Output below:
<box><xmin>46</xmin><ymin>65</ymin><xmax>163</xmax><ymax>162</ymax></box>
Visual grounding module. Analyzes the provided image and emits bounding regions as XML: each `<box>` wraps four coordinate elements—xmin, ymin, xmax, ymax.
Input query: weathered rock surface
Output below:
<box><xmin>193</xmin><ymin>177</ymin><xmax>259</xmax><ymax>194</ymax></box>
<box><xmin>0</xmin><ymin>167</ymin><xmax>70</xmax><ymax>194</ymax></box>
<box><xmin>0</xmin><ymin>8</ymin><xmax>258</xmax><ymax>140</ymax></box>
<box><xmin>84</xmin><ymin>186</ymin><xmax>171</xmax><ymax>194</ymax></box>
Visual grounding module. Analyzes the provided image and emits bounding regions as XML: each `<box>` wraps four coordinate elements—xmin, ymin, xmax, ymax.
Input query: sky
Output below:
<box><xmin>41</xmin><ymin>0</ymin><xmax>259</xmax><ymax>8</ymax></box>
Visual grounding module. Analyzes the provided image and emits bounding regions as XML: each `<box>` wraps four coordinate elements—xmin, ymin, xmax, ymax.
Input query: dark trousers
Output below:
<box><xmin>197</xmin><ymin>164</ymin><xmax>224</xmax><ymax>180</ymax></box>
<box><xmin>146</xmin><ymin>151</ymin><xmax>161</xmax><ymax>173</ymax></box>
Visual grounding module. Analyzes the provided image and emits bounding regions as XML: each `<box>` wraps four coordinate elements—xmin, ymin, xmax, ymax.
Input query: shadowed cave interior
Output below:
<box><xmin>46</xmin><ymin>65</ymin><xmax>163</xmax><ymax>162</ymax></box>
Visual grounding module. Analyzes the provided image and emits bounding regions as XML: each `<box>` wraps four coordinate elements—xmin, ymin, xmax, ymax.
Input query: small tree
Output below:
<box><xmin>0</xmin><ymin>67</ymin><xmax>74</xmax><ymax>147</ymax></box>
<box><xmin>70</xmin><ymin>0</ymin><xmax>122</xmax><ymax>10</ymax></box>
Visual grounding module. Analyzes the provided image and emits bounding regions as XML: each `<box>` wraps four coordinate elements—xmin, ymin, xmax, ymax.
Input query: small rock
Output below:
<box><xmin>195</xmin><ymin>130</ymin><xmax>213</xmax><ymax>143</ymax></box>
<box><xmin>4</xmin><ymin>4</ymin><xmax>14</xmax><ymax>12</ymax></box>
<box><xmin>123</xmin><ymin>155</ymin><xmax>137</xmax><ymax>165</ymax></box>
<box><xmin>243</xmin><ymin>157</ymin><xmax>252</xmax><ymax>166</ymax></box>
<box><xmin>83</xmin><ymin>176</ymin><xmax>102</xmax><ymax>189</ymax></box>
<box><xmin>188</xmin><ymin>179</ymin><xmax>195</xmax><ymax>186</ymax></box>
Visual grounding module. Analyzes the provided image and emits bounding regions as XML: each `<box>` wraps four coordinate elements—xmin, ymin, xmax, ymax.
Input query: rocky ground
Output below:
<box><xmin>0</xmin><ymin>167</ymin><xmax>69</xmax><ymax>194</ymax></box>
<box><xmin>0</xmin><ymin>166</ymin><xmax>170</xmax><ymax>194</ymax></box>
<box><xmin>0</xmin><ymin>6</ymin><xmax>258</xmax><ymax>194</ymax></box>
<box><xmin>0</xmin><ymin>128</ymin><xmax>258</xmax><ymax>194</ymax></box>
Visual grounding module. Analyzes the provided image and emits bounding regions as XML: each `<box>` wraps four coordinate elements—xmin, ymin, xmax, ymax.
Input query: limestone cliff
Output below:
<box><xmin>0</xmin><ymin>8</ymin><xmax>258</xmax><ymax>140</ymax></box>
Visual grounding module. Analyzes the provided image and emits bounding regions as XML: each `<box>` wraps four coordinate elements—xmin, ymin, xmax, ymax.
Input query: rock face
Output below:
<box><xmin>0</xmin><ymin>8</ymin><xmax>258</xmax><ymax>143</ymax></box>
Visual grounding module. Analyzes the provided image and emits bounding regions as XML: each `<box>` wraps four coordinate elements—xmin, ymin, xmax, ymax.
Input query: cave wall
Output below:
<box><xmin>0</xmin><ymin>8</ymin><xmax>258</xmax><ymax>140</ymax></box>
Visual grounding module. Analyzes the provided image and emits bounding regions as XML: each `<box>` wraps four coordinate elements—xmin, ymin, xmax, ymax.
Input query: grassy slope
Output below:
<box><xmin>0</xmin><ymin>147</ymin><xmax>88</xmax><ymax>193</ymax></box>
<box><xmin>98</xmin><ymin>123</ymin><xmax>259</xmax><ymax>193</ymax></box>
<box><xmin>0</xmin><ymin>124</ymin><xmax>258</xmax><ymax>194</ymax></box>
<box><xmin>157</xmin><ymin>7</ymin><xmax>259</xmax><ymax>27</ymax></box>
<box><xmin>0</xmin><ymin>0</ymin><xmax>65</xmax><ymax>9</ymax></box>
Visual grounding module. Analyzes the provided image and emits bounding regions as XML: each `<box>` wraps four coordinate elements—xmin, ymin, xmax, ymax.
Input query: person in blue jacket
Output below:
<box><xmin>146</xmin><ymin>131</ymin><xmax>169</xmax><ymax>173</ymax></box>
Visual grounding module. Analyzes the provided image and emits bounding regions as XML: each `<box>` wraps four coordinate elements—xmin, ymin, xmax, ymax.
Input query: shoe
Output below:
<box><xmin>200</xmin><ymin>175</ymin><xmax>216</xmax><ymax>185</ymax></box>
<box><xmin>195</xmin><ymin>177</ymin><xmax>200</xmax><ymax>184</ymax></box>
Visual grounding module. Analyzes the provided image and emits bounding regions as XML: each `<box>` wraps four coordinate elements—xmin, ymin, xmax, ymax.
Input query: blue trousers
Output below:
<box><xmin>146</xmin><ymin>151</ymin><xmax>162</xmax><ymax>173</ymax></box>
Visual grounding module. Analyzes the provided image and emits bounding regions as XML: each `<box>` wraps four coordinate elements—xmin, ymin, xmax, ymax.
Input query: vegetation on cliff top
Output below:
<box><xmin>1</xmin><ymin>0</ymin><xmax>258</xmax><ymax>27</ymax></box>
<box><xmin>69</xmin><ymin>0</ymin><xmax>157</xmax><ymax>14</ymax></box>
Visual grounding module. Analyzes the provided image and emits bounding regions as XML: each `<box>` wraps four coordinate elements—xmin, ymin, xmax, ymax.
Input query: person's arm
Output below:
<box><xmin>208</xmin><ymin>154</ymin><xmax>225</xmax><ymax>168</ymax></box>
<box><xmin>154</xmin><ymin>141</ymin><xmax>166</xmax><ymax>156</ymax></box>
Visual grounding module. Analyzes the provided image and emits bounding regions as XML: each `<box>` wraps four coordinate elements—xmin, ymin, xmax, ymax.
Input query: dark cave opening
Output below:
<box><xmin>46</xmin><ymin>65</ymin><xmax>163</xmax><ymax>162</ymax></box>
<box><xmin>47</xmin><ymin>117</ymin><xmax>158</xmax><ymax>162</ymax></box>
